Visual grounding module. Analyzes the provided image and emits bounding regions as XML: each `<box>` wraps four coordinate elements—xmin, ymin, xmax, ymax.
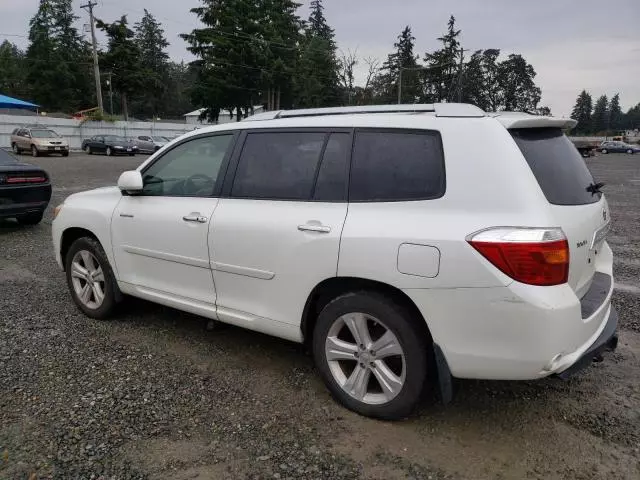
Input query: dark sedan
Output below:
<box><xmin>597</xmin><ymin>141</ymin><xmax>640</xmax><ymax>154</ymax></box>
<box><xmin>0</xmin><ymin>148</ymin><xmax>52</xmax><ymax>225</ymax></box>
<box><xmin>81</xmin><ymin>135</ymin><xmax>138</xmax><ymax>156</ymax></box>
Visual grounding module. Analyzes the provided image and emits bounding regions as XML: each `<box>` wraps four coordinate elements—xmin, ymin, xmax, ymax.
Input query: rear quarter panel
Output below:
<box><xmin>338</xmin><ymin>117</ymin><xmax>556</xmax><ymax>289</ymax></box>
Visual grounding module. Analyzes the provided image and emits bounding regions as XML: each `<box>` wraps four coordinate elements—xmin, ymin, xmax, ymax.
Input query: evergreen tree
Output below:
<box><xmin>26</xmin><ymin>0</ymin><xmax>93</xmax><ymax>111</ymax></box>
<box><xmin>296</xmin><ymin>0</ymin><xmax>341</xmax><ymax>107</ymax></box>
<box><xmin>623</xmin><ymin>103</ymin><xmax>640</xmax><ymax>130</ymax></box>
<box><xmin>461</xmin><ymin>49</ymin><xmax>501</xmax><ymax>111</ymax></box>
<box><xmin>424</xmin><ymin>15</ymin><xmax>462</xmax><ymax>102</ymax></box>
<box><xmin>608</xmin><ymin>93</ymin><xmax>623</xmax><ymax>131</ymax></box>
<box><xmin>260</xmin><ymin>0</ymin><xmax>303</xmax><ymax>110</ymax></box>
<box><xmin>134</xmin><ymin>9</ymin><xmax>170</xmax><ymax>118</ymax></box>
<box><xmin>182</xmin><ymin>0</ymin><xmax>264</xmax><ymax>122</ymax></box>
<box><xmin>570</xmin><ymin>90</ymin><xmax>593</xmax><ymax>134</ymax></box>
<box><xmin>592</xmin><ymin>94</ymin><xmax>609</xmax><ymax>133</ymax></box>
<box><xmin>97</xmin><ymin>16</ymin><xmax>145</xmax><ymax>120</ymax></box>
<box><xmin>497</xmin><ymin>54</ymin><xmax>541</xmax><ymax>112</ymax></box>
<box><xmin>374</xmin><ymin>26</ymin><xmax>419</xmax><ymax>104</ymax></box>
<box><xmin>0</xmin><ymin>41</ymin><xmax>28</xmax><ymax>99</ymax></box>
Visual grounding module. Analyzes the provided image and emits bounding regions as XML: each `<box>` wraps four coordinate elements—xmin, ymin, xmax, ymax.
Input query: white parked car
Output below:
<box><xmin>51</xmin><ymin>104</ymin><xmax>617</xmax><ymax>419</ymax></box>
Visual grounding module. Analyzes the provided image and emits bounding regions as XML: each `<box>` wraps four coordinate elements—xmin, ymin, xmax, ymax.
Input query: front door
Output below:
<box><xmin>112</xmin><ymin>133</ymin><xmax>236</xmax><ymax>307</ymax></box>
<box><xmin>210</xmin><ymin>130</ymin><xmax>351</xmax><ymax>336</ymax></box>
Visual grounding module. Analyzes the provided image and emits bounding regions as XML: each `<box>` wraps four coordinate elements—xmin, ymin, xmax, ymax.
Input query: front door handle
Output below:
<box><xmin>298</xmin><ymin>224</ymin><xmax>331</xmax><ymax>233</ymax></box>
<box><xmin>183</xmin><ymin>213</ymin><xmax>208</xmax><ymax>223</ymax></box>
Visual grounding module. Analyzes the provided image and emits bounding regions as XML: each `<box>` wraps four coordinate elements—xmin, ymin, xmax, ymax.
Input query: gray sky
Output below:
<box><xmin>1</xmin><ymin>0</ymin><xmax>639</xmax><ymax>116</ymax></box>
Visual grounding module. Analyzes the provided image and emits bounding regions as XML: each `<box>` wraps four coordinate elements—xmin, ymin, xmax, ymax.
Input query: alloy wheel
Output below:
<box><xmin>70</xmin><ymin>250</ymin><xmax>106</xmax><ymax>310</ymax></box>
<box><xmin>325</xmin><ymin>312</ymin><xmax>406</xmax><ymax>405</ymax></box>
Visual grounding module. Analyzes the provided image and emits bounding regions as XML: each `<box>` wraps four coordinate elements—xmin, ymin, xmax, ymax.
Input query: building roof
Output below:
<box><xmin>0</xmin><ymin>94</ymin><xmax>39</xmax><ymax>110</ymax></box>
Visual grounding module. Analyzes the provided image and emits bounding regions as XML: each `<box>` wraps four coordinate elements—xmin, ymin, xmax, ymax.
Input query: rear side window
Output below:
<box><xmin>313</xmin><ymin>133</ymin><xmax>351</xmax><ymax>201</ymax></box>
<box><xmin>350</xmin><ymin>130</ymin><xmax>445</xmax><ymax>202</ymax></box>
<box><xmin>511</xmin><ymin>128</ymin><xmax>600</xmax><ymax>205</ymax></box>
<box><xmin>232</xmin><ymin>132</ymin><xmax>325</xmax><ymax>200</ymax></box>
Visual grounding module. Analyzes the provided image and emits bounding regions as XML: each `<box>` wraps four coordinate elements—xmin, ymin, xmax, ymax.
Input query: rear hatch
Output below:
<box><xmin>510</xmin><ymin>127</ymin><xmax>609</xmax><ymax>297</ymax></box>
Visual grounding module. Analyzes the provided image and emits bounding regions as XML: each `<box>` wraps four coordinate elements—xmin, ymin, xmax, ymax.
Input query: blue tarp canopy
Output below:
<box><xmin>0</xmin><ymin>94</ymin><xmax>38</xmax><ymax>110</ymax></box>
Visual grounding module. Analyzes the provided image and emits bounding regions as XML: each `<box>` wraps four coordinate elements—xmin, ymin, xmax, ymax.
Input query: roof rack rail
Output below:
<box><xmin>243</xmin><ymin>103</ymin><xmax>485</xmax><ymax>121</ymax></box>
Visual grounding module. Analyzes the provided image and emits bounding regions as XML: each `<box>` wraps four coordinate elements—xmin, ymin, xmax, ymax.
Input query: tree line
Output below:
<box><xmin>0</xmin><ymin>0</ymin><xmax>551</xmax><ymax>121</ymax></box>
<box><xmin>570</xmin><ymin>90</ymin><xmax>639</xmax><ymax>135</ymax></box>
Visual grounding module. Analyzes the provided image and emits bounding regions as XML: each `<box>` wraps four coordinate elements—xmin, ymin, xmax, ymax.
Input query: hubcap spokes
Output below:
<box><xmin>325</xmin><ymin>313</ymin><xmax>406</xmax><ymax>405</ymax></box>
<box><xmin>71</xmin><ymin>250</ymin><xmax>105</xmax><ymax>309</ymax></box>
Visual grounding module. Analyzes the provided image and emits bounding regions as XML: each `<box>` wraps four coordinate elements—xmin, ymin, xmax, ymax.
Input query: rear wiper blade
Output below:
<box><xmin>586</xmin><ymin>182</ymin><xmax>605</xmax><ymax>195</ymax></box>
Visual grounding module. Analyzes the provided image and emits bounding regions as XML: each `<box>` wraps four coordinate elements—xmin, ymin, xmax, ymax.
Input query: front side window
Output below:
<box><xmin>231</xmin><ymin>132</ymin><xmax>326</xmax><ymax>200</ymax></box>
<box><xmin>350</xmin><ymin>130</ymin><xmax>445</xmax><ymax>201</ymax></box>
<box><xmin>142</xmin><ymin>135</ymin><xmax>233</xmax><ymax>197</ymax></box>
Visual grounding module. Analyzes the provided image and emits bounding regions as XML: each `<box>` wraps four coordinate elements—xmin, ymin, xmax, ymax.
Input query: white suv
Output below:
<box><xmin>52</xmin><ymin>104</ymin><xmax>618</xmax><ymax>419</ymax></box>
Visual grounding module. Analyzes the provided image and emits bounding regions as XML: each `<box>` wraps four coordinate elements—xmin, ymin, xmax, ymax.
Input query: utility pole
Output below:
<box><xmin>81</xmin><ymin>1</ymin><xmax>103</xmax><ymax>116</ymax></box>
<box><xmin>105</xmin><ymin>72</ymin><xmax>115</xmax><ymax>115</ymax></box>
<box><xmin>397</xmin><ymin>69</ymin><xmax>403</xmax><ymax>104</ymax></box>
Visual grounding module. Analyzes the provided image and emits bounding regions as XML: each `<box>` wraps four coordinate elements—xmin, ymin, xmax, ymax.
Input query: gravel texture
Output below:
<box><xmin>1</xmin><ymin>152</ymin><xmax>639</xmax><ymax>479</ymax></box>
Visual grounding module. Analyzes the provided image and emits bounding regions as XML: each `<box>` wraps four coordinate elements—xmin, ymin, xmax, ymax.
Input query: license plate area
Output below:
<box><xmin>591</xmin><ymin>221</ymin><xmax>610</xmax><ymax>250</ymax></box>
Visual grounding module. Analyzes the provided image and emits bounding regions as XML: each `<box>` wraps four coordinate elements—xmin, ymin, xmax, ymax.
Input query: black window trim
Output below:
<box><xmin>221</xmin><ymin>127</ymin><xmax>354</xmax><ymax>203</ymax></box>
<box><xmin>136</xmin><ymin>130</ymin><xmax>239</xmax><ymax>198</ymax></box>
<box><xmin>348</xmin><ymin>127</ymin><xmax>447</xmax><ymax>203</ymax></box>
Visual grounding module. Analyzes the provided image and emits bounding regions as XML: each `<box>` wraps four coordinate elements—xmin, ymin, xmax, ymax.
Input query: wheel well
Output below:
<box><xmin>60</xmin><ymin>227</ymin><xmax>98</xmax><ymax>270</ymax></box>
<box><xmin>301</xmin><ymin>277</ymin><xmax>432</xmax><ymax>348</ymax></box>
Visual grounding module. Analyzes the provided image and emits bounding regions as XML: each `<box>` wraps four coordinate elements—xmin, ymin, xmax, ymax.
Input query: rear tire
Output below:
<box><xmin>312</xmin><ymin>291</ymin><xmax>430</xmax><ymax>420</ymax></box>
<box><xmin>31</xmin><ymin>145</ymin><xmax>39</xmax><ymax>157</ymax></box>
<box><xmin>627</xmin><ymin>149</ymin><xmax>633</xmax><ymax>154</ymax></box>
<box><xmin>17</xmin><ymin>212</ymin><xmax>43</xmax><ymax>225</ymax></box>
<box><xmin>601</xmin><ymin>148</ymin><xmax>608</xmax><ymax>154</ymax></box>
<box><xmin>65</xmin><ymin>237</ymin><xmax>119</xmax><ymax>320</ymax></box>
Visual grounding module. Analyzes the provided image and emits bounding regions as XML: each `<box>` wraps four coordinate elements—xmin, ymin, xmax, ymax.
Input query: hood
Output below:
<box><xmin>66</xmin><ymin>186</ymin><xmax>121</xmax><ymax>203</ymax></box>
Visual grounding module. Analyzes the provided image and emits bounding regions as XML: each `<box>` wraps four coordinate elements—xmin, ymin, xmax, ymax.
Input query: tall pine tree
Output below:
<box><xmin>97</xmin><ymin>16</ymin><xmax>145</xmax><ymax>120</ymax></box>
<box><xmin>134</xmin><ymin>10</ymin><xmax>170</xmax><ymax>118</ymax></box>
<box><xmin>592</xmin><ymin>95</ymin><xmax>609</xmax><ymax>134</ymax></box>
<box><xmin>497</xmin><ymin>54</ymin><xmax>541</xmax><ymax>112</ymax></box>
<box><xmin>424</xmin><ymin>16</ymin><xmax>462</xmax><ymax>102</ymax></box>
<box><xmin>608</xmin><ymin>93</ymin><xmax>623</xmax><ymax>131</ymax></box>
<box><xmin>26</xmin><ymin>0</ymin><xmax>93</xmax><ymax>112</ymax></box>
<box><xmin>295</xmin><ymin>0</ymin><xmax>342</xmax><ymax>108</ymax></box>
<box><xmin>570</xmin><ymin>90</ymin><xmax>593</xmax><ymax>134</ymax></box>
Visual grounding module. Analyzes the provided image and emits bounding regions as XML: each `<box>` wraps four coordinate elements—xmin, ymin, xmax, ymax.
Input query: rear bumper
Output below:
<box><xmin>404</xmin><ymin>271</ymin><xmax>615</xmax><ymax>380</ymax></box>
<box><xmin>557</xmin><ymin>307</ymin><xmax>618</xmax><ymax>379</ymax></box>
<box><xmin>0</xmin><ymin>184</ymin><xmax>51</xmax><ymax>218</ymax></box>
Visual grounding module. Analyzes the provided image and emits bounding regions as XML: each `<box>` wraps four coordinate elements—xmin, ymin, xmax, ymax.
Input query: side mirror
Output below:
<box><xmin>117</xmin><ymin>170</ymin><xmax>143</xmax><ymax>194</ymax></box>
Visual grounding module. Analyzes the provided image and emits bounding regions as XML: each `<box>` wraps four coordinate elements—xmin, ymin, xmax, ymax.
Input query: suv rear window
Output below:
<box><xmin>350</xmin><ymin>130</ymin><xmax>445</xmax><ymax>202</ymax></box>
<box><xmin>511</xmin><ymin>128</ymin><xmax>601</xmax><ymax>205</ymax></box>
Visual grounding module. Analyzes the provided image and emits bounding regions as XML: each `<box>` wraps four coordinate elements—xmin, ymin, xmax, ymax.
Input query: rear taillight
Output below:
<box><xmin>467</xmin><ymin>227</ymin><xmax>569</xmax><ymax>286</ymax></box>
<box><xmin>6</xmin><ymin>175</ymin><xmax>47</xmax><ymax>184</ymax></box>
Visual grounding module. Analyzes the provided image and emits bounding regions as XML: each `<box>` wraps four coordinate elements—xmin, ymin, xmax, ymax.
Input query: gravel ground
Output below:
<box><xmin>1</xmin><ymin>152</ymin><xmax>639</xmax><ymax>480</ymax></box>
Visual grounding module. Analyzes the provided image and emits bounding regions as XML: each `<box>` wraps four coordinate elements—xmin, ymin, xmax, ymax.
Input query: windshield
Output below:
<box><xmin>152</xmin><ymin>136</ymin><xmax>168</xmax><ymax>142</ymax></box>
<box><xmin>104</xmin><ymin>136</ymin><xmax>127</xmax><ymax>143</ymax></box>
<box><xmin>31</xmin><ymin>130</ymin><xmax>59</xmax><ymax>138</ymax></box>
<box><xmin>511</xmin><ymin>127</ymin><xmax>601</xmax><ymax>205</ymax></box>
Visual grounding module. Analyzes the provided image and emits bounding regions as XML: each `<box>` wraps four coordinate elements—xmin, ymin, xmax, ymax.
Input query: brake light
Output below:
<box><xmin>468</xmin><ymin>227</ymin><xmax>569</xmax><ymax>286</ymax></box>
<box><xmin>6</xmin><ymin>176</ymin><xmax>47</xmax><ymax>184</ymax></box>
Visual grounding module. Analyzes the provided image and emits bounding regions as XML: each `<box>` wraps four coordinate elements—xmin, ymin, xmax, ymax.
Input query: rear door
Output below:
<box><xmin>510</xmin><ymin>128</ymin><xmax>609</xmax><ymax>297</ymax></box>
<box><xmin>209</xmin><ymin>129</ymin><xmax>350</xmax><ymax>334</ymax></box>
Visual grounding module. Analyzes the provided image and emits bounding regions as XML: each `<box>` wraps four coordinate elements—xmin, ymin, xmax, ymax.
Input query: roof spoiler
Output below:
<box><xmin>489</xmin><ymin>112</ymin><xmax>578</xmax><ymax>130</ymax></box>
<box><xmin>243</xmin><ymin>103</ymin><xmax>486</xmax><ymax>121</ymax></box>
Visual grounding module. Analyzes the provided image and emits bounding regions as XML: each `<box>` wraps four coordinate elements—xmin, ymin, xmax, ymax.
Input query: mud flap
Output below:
<box><xmin>433</xmin><ymin>343</ymin><xmax>453</xmax><ymax>405</ymax></box>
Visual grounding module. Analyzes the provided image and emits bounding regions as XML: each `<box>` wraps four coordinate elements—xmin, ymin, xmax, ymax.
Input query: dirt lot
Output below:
<box><xmin>1</xmin><ymin>152</ymin><xmax>639</xmax><ymax>480</ymax></box>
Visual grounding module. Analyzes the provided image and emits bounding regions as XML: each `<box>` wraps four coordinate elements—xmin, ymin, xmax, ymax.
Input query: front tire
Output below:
<box><xmin>12</xmin><ymin>143</ymin><xmax>20</xmax><ymax>155</ymax></box>
<box><xmin>601</xmin><ymin>148</ymin><xmax>608</xmax><ymax>154</ymax></box>
<box><xmin>106</xmin><ymin>147</ymin><xmax>112</xmax><ymax>157</ymax></box>
<box><xmin>17</xmin><ymin>212</ymin><xmax>43</xmax><ymax>225</ymax></box>
<box><xmin>312</xmin><ymin>292</ymin><xmax>429</xmax><ymax>420</ymax></box>
<box><xmin>65</xmin><ymin>237</ymin><xmax>119</xmax><ymax>319</ymax></box>
<box><xmin>31</xmin><ymin>145</ymin><xmax>39</xmax><ymax>157</ymax></box>
<box><xmin>627</xmin><ymin>149</ymin><xmax>634</xmax><ymax>154</ymax></box>
<box><xmin>84</xmin><ymin>145</ymin><xmax>92</xmax><ymax>154</ymax></box>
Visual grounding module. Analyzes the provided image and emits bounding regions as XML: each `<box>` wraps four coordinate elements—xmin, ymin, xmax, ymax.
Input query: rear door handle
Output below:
<box><xmin>183</xmin><ymin>213</ymin><xmax>208</xmax><ymax>223</ymax></box>
<box><xmin>298</xmin><ymin>224</ymin><xmax>331</xmax><ymax>233</ymax></box>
